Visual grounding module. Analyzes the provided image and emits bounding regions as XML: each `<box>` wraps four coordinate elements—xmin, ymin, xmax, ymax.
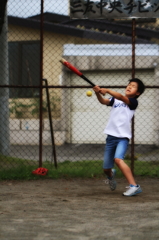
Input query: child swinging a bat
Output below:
<box><xmin>59</xmin><ymin>58</ymin><xmax>145</xmax><ymax>196</ymax></box>
<box><xmin>93</xmin><ymin>78</ymin><xmax>145</xmax><ymax>196</ymax></box>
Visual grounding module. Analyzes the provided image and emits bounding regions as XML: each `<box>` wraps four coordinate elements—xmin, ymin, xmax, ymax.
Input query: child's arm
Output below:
<box><xmin>93</xmin><ymin>86</ymin><xmax>110</xmax><ymax>105</ymax></box>
<box><xmin>100</xmin><ymin>88</ymin><xmax>130</xmax><ymax>105</ymax></box>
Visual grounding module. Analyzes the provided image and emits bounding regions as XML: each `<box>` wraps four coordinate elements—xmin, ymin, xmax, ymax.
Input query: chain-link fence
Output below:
<box><xmin>0</xmin><ymin>0</ymin><xmax>159</xmax><ymax>178</ymax></box>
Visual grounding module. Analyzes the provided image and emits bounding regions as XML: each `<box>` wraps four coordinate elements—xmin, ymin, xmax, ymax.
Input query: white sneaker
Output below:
<box><xmin>107</xmin><ymin>169</ymin><xmax>117</xmax><ymax>191</ymax></box>
<box><xmin>123</xmin><ymin>184</ymin><xmax>142</xmax><ymax>196</ymax></box>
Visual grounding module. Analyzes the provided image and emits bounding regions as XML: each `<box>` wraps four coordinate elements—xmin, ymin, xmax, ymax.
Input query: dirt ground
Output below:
<box><xmin>0</xmin><ymin>177</ymin><xmax>159</xmax><ymax>240</ymax></box>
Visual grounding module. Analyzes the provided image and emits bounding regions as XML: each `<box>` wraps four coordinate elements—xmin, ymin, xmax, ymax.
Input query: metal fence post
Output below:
<box><xmin>39</xmin><ymin>0</ymin><xmax>44</xmax><ymax>167</ymax></box>
<box><xmin>0</xmin><ymin>6</ymin><xmax>10</xmax><ymax>155</ymax></box>
<box><xmin>131</xmin><ymin>18</ymin><xmax>136</xmax><ymax>175</ymax></box>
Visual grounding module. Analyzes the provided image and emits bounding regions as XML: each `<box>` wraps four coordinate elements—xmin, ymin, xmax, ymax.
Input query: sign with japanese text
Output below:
<box><xmin>70</xmin><ymin>0</ymin><xmax>159</xmax><ymax>18</ymax></box>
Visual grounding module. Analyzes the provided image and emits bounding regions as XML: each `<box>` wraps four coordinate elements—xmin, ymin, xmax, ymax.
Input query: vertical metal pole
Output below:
<box><xmin>131</xmin><ymin>18</ymin><xmax>136</xmax><ymax>174</ymax></box>
<box><xmin>43</xmin><ymin>79</ymin><xmax>57</xmax><ymax>169</ymax></box>
<box><xmin>0</xmin><ymin>5</ymin><xmax>10</xmax><ymax>155</ymax></box>
<box><xmin>39</xmin><ymin>0</ymin><xmax>44</xmax><ymax>167</ymax></box>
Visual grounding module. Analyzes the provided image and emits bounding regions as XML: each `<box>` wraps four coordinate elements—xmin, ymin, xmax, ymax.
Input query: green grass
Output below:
<box><xmin>0</xmin><ymin>155</ymin><xmax>159</xmax><ymax>180</ymax></box>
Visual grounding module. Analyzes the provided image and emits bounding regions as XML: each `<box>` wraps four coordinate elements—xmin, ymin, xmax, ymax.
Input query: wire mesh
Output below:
<box><xmin>0</xmin><ymin>0</ymin><xmax>159</xmax><ymax>178</ymax></box>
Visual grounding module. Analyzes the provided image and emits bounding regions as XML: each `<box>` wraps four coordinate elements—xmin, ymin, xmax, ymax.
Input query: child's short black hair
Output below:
<box><xmin>128</xmin><ymin>78</ymin><xmax>145</xmax><ymax>98</ymax></box>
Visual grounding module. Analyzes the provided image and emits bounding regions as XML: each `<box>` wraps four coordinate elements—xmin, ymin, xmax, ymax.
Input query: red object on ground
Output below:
<box><xmin>32</xmin><ymin>167</ymin><xmax>48</xmax><ymax>176</ymax></box>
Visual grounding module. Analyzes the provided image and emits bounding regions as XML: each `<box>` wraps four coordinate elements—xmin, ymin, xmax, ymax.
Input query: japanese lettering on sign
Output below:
<box><xmin>70</xmin><ymin>0</ymin><xmax>159</xmax><ymax>18</ymax></box>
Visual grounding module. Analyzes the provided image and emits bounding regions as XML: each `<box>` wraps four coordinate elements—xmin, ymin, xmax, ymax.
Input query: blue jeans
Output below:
<box><xmin>103</xmin><ymin>135</ymin><xmax>129</xmax><ymax>169</ymax></box>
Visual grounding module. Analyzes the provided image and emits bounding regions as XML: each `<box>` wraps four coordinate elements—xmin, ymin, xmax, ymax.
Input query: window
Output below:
<box><xmin>9</xmin><ymin>41</ymin><xmax>40</xmax><ymax>98</ymax></box>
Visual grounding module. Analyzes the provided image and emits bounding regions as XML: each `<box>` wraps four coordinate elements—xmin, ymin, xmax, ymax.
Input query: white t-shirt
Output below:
<box><xmin>104</xmin><ymin>97</ymin><xmax>138</xmax><ymax>139</ymax></box>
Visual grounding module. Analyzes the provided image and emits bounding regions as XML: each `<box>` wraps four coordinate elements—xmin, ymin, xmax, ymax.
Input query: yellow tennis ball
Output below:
<box><xmin>86</xmin><ymin>91</ymin><xmax>92</xmax><ymax>97</ymax></box>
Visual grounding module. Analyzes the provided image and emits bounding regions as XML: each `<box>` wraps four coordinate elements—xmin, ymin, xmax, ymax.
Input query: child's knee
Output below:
<box><xmin>114</xmin><ymin>158</ymin><xmax>123</xmax><ymax>166</ymax></box>
<box><xmin>103</xmin><ymin>169</ymin><xmax>109</xmax><ymax>173</ymax></box>
<box><xmin>103</xmin><ymin>169</ymin><xmax>111</xmax><ymax>174</ymax></box>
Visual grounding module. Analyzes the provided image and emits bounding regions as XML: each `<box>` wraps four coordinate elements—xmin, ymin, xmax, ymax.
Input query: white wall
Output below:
<box><xmin>69</xmin><ymin>70</ymin><xmax>156</xmax><ymax>144</ymax></box>
<box><xmin>62</xmin><ymin>44</ymin><xmax>159</xmax><ymax>145</ymax></box>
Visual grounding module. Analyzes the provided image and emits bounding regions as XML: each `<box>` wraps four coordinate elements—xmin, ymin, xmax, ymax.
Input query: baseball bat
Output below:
<box><xmin>60</xmin><ymin>58</ymin><xmax>95</xmax><ymax>87</ymax></box>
